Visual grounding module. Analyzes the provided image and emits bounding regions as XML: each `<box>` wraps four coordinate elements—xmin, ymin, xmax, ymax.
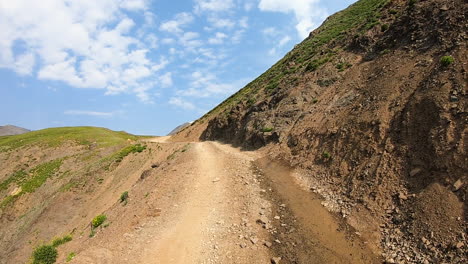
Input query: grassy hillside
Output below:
<box><xmin>0</xmin><ymin>126</ymin><xmax>141</xmax><ymax>152</ymax></box>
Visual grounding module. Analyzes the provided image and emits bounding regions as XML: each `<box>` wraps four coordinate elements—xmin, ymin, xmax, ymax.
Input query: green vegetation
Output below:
<box><xmin>92</xmin><ymin>214</ymin><xmax>107</xmax><ymax>228</ymax></box>
<box><xmin>0</xmin><ymin>170</ymin><xmax>27</xmax><ymax>192</ymax></box>
<box><xmin>305</xmin><ymin>57</ymin><xmax>331</xmax><ymax>72</ymax></box>
<box><xmin>120</xmin><ymin>191</ymin><xmax>129</xmax><ymax>204</ymax></box>
<box><xmin>322</xmin><ymin>151</ymin><xmax>332</xmax><ymax>159</ymax></box>
<box><xmin>1</xmin><ymin>159</ymin><xmax>62</xmax><ymax>208</ymax></box>
<box><xmin>336</xmin><ymin>62</ymin><xmax>352</xmax><ymax>72</ymax></box>
<box><xmin>0</xmin><ymin>126</ymin><xmax>141</xmax><ymax>152</ymax></box>
<box><xmin>114</xmin><ymin>144</ymin><xmax>146</xmax><ymax>162</ymax></box>
<box><xmin>32</xmin><ymin>245</ymin><xmax>57</xmax><ymax>264</ymax></box>
<box><xmin>408</xmin><ymin>0</ymin><xmax>417</xmax><ymax>8</ymax></box>
<box><xmin>51</xmin><ymin>235</ymin><xmax>72</xmax><ymax>247</ymax></box>
<box><xmin>440</xmin><ymin>56</ymin><xmax>454</xmax><ymax>67</ymax></box>
<box><xmin>261</xmin><ymin>127</ymin><xmax>274</xmax><ymax>133</ymax></box>
<box><xmin>66</xmin><ymin>252</ymin><xmax>76</xmax><ymax>262</ymax></box>
<box><xmin>380</xmin><ymin>24</ymin><xmax>389</xmax><ymax>32</ymax></box>
<box><xmin>22</xmin><ymin>159</ymin><xmax>62</xmax><ymax>193</ymax></box>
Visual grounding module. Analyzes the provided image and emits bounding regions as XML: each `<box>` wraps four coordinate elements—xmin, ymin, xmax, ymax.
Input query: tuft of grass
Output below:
<box><xmin>32</xmin><ymin>245</ymin><xmax>57</xmax><ymax>264</ymax></box>
<box><xmin>0</xmin><ymin>126</ymin><xmax>142</xmax><ymax>152</ymax></box>
<box><xmin>380</xmin><ymin>24</ymin><xmax>389</xmax><ymax>32</ymax></box>
<box><xmin>92</xmin><ymin>214</ymin><xmax>107</xmax><ymax>228</ymax></box>
<box><xmin>261</xmin><ymin>127</ymin><xmax>274</xmax><ymax>133</ymax></box>
<box><xmin>322</xmin><ymin>151</ymin><xmax>332</xmax><ymax>159</ymax></box>
<box><xmin>66</xmin><ymin>252</ymin><xmax>76</xmax><ymax>262</ymax></box>
<box><xmin>336</xmin><ymin>62</ymin><xmax>352</xmax><ymax>72</ymax></box>
<box><xmin>0</xmin><ymin>170</ymin><xmax>27</xmax><ymax>192</ymax></box>
<box><xmin>120</xmin><ymin>191</ymin><xmax>129</xmax><ymax>204</ymax></box>
<box><xmin>51</xmin><ymin>234</ymin><xmax>72</xmax><ymax>247</ymax></box>
<box><xmin>305</xmin><ymin>57</ymin><xmax>330</xmax><ymax>72</ymax></box>
<box><xmin>114</xmin><ymin>144</ymin><xmax>146</xmax><ymax>163</ymax></box>
<box><xmin>440</xmin><ymin>56</ymin><xmax>454</xmax><ymax>67</ymax></box>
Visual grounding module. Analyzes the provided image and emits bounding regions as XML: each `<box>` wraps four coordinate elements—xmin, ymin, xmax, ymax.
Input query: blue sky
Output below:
<box><xmin>0</xmin><ymin>0</ymin><xmax>356</xmax><ymax>135</ymax></box>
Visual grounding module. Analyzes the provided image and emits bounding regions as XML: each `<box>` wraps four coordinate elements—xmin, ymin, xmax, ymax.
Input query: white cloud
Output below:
<box><xmin>176</xmin><ymin>71</ymin><xmax>248</xmax><ymax>98</ymax></box>
<box><xmin>239</xmin><ymin>17</ymin><xmax>249</xmax><ymax>29</ymax></box>
<box><xmin>0</xmin><ymin>0</ymin><xmax>165</xmax><ymax>102</ymax></box>
<box><xmin>208</xmin><ymin>32</ymin><xmax>228</xmax><ymax>45</ymax></box>
<box><xmin>180</xmin><ymin>32</ymin><xmax>203</xmax><ymax>49</ymax></box>
<box><xmin>159</xmin><ymin>72</ymin><xmax>173</xmax><ymax>88</ymax></box>
<box><xmin>207</xmin><ymin>16</ymin><xmax>235</xmax><ymax>29</ymax></box>
<box><xmin>194</xmin><ymin>0</ymin><xmax>235</xmax><ymax>13</ymax></box>
<box><xmin>120</xmin><ymin>0</ymin><xmax>148</xmax><ymax>11</ymax></box>
<box><xmin>160</xmin><ymin>12</ymin><xmax>194</xmax><ymax>34</ymax></box>
<box><xmin>169</xmin><ymin>97</ymin><xmax>196</xmax><ymax>110</ymax></box>
<box><xmin>14</xmin><ymin>52</ymin><xmax>35</xmax><ymax>76</ymax></box>
<box><xmin>64</xmin><ymin>110</ymin><xmax>116</xmax><ymax>118</ymax></box>
<box><xmin>258</xmin><ymin>0</ymin><xmax>328</xmax><ymax>38</ymax></box>
<box><xmin>278</xmin><ymin>35</ymin><xmax>291</xmax><ymax>47</ymax></box>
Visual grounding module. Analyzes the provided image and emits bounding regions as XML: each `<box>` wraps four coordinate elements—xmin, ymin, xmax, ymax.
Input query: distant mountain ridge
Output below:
<box><xmin>167</xmin><ymin>122</ymin><xmax>191</xmax><ymax>136</ymax></box>
<box><xmin>0</xmin><ymin>125</ymin><xmax>30</xmax><ymax>136</ymax></box>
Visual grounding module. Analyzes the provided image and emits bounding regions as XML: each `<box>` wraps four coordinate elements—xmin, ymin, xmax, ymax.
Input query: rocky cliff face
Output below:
<box><xmin>178</xmin><ymin>0</ymin><xmax>467</xmax><ymax>263</ymax></box>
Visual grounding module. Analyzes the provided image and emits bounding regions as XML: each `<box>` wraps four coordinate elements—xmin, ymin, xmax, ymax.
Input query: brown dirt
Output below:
<box><xmin>176</xmin><ymin>0</ymin><xmax>467</xmax><ymax>263</ymax></box>
<box><xmin>0</xmin><ymin>138</ymin><xmax>381</xmax><ymax>264</ymax></box>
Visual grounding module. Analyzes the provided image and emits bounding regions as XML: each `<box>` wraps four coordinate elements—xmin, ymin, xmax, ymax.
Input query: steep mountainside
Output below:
<box><xmin>0</xmin><ymin>125</ymin><xmax>30</xmax><ymax>136</ymax></box>
<box><xmin>175</xmin><ymin>0</ymin><xmax>467</xmax><ymax>263</ymax></box>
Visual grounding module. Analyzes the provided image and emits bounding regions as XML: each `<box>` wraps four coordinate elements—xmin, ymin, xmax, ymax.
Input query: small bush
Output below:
<box><xmin>261</xmin><ymin>127</ymin><xmax>274</xmax><ymax>133</ymax></box>
<box><xmin>32</xmin><ymin>245</ymin><xmax>57</xmax><ymax>264</ymax></box>
<box><xmin>408</xmin><ymin>0</ymin><xmax>417</xmax><ymax>8</ymax></box>
<box><xmin>115</xmin><ymin>144</ymin><xmax>147</xmax><ymax>162</ymax></box>
<box><xmin>66</xmin><ymin>252</ymin><xmax>76</xmax><ymax>262</ymax></box>
<box><xmin>380</xmin><ymin>24</ymin><xmax>389</xmax><ymax>32</ymax></box>
<box><xmin>51</xmin><ymin>234</ymin><xmax>72</xmax><ymax>247</ymax></box>
<box><xmin>440</xmin><ymin>56</ymin><xmax>454</xmax><ymax>67</ymax></box>
<box><xmin>120</xmin><ymin>191</ymin><xmax>129</xmax><ymax>204</ymax></box>
<box><xmin>92</xmin><ymin>214</ymin><xmax>107</xmax><ymax>228</ymax></box>
<box><xmin>322</xmin><ymin>151</ymin><xmax>331</xmax><ymax>159</ymax></box>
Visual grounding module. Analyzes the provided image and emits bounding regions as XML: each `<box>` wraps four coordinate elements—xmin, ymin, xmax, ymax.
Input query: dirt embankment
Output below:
<box><xmin>177</xmin><ymin>0</ymin><xmax>467</xmax><ymax>263</ymax></box>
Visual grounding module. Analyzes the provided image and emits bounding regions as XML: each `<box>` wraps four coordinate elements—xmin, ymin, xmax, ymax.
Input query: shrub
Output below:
<box><xmin>408</xmin><ymin>0</ymin><xmax>417</xmax><ymax>8</ymax></box>
<box><xmin>380</xmin><ymin>24</ymin><xmax>389</xmax><ymax>32</ymax></box>
<box><xmin>66</xmin><ymin>252</ymin><xmax>76</xmax><ymax>262</ymax></box>
<box><xmin>120</xmin><ymin>191</ymin><xmax>129</xmax><ymax>204</ymax></box>
<box><xmin>51</xmin><ymin>235</ymin><xmax>72</xmax><ymax>247</ymax></box>
<box><xmin>440</xmin><ymin>56</ymin><xmax>454</xmax><ymax>67</ymax></box>
<box><xmin>32</xmin><ymin>245</ymin><xmax>57</xmax><ymax>264</ymax></box>
<box><xmin>261</xmin><ymin>127</ymin><xmax>274</xmax><ymax>133</ymax></box>
<box><xmin>92</xmin><ymin>214</ymin><xmax>107</xmax><ymax>228</ymax></box>
<box><xmin>322</xmin><ymin>151</ymin><xmax>331</xmax><ymax>159</ymax></box>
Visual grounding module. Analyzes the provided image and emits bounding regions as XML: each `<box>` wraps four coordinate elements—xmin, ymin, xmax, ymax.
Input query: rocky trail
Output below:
<box><xmin>69</xmin><ymin>139</ymin><xmax>379</xmax><ymax>264</ymax></box>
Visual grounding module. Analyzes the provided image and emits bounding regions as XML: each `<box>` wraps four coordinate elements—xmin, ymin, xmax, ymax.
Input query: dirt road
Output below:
<box><xmin>71</xmin><ymin>141</ymin><xmax>378</xmax><ymax>264</ymax></box>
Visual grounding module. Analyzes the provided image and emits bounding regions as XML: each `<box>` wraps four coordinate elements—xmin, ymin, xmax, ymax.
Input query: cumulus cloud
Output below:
<box><xmin>194</xmin><ymin>0</ymin><xmax>235</xmax><ymax>13</ymax></box>
<box><xmin>0</xmin><ymin>0</ymin><xmax>165</xmax><ymax>102</ymax></box>
<box><xmin>208</xmin><ymin>32</ymin><xmax>228</xmax><ymax>45</ymax></box>
<box><xmin>160</xmin><ymin>12</ymin><xmax>194</xmax><ymax>34</ymax></box>
<box><xmin>258</xmin><ymin>0</ymin><xmax>328</xmax><ymax>38</ymax></box>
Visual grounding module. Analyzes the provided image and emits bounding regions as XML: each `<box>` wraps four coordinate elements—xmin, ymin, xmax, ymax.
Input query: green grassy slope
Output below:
<box><xmin>0</xmin><ymin>126</ymin><xmax>142</xmax><ymax>152</ymax></box>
